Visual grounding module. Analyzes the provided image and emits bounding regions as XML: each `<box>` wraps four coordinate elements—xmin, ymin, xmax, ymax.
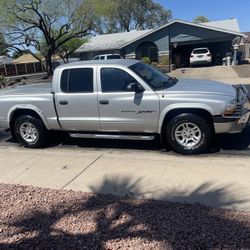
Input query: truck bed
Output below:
<box><xmin>0</xmin><ymin>82</ymin><xmax>60</xmax><ymax>130</ymax></box>
<box><xmin>0</xmin><ymin>82</ymin><xmax>53</xmax><ymax>96</ymax></box>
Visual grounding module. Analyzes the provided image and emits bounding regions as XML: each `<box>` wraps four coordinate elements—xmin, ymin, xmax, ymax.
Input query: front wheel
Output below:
<box><xmin>14</xmin><ymin>115</ymin><xmax>47</xmax><ymax>148</ymax></box>
<box><xmin>165</xmin><ymin>113</ymin><xmax>213</xmax><ymax>154</ymax></box>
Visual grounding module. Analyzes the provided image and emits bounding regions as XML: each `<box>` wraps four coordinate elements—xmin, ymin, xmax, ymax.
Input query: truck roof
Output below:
<box><xmin>57</xmin><ymin>59</ymin><xmax>139</xmax><ymax>70</ymax></box>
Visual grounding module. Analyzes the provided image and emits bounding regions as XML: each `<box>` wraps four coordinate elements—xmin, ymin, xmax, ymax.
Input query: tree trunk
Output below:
<box><xmin>45</xmin><ymin>54</ymin><xmax>53</xmax><ymax>78</ymax></box>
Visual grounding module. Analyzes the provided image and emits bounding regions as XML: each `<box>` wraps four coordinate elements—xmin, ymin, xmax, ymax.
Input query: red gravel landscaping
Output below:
<box><xmin>0</xmin><ymin>183</ymin><xmax>250</xmax><ymax>249</ymax></box>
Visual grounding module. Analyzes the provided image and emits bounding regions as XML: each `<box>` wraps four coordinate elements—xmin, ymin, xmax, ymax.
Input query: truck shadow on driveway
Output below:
<box><xmin>0</xmin><ymin>179</ymin><xmax>249</xmax><ymax>249</ymax></box>
<box><xmin>54</xmin><ymin>127</ymin><xmax>250</xmax><ymax>154</ymax></box>
<box><xmin>2</xmin><ymin>126</ymin><xmax>250</xmax><ymax>154</ymax></box>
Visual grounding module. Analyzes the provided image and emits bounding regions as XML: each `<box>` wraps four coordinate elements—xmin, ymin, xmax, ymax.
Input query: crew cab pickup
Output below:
<box><xmin>0</xmin><ymin>59</ymin><xmax>249</xmax><ymax>154</ymax></box>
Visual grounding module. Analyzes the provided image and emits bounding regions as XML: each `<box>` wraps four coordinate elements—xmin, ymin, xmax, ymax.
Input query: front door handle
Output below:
<box><xmin>59</xmin><ymin>100</ymin><xmax>68</xmax><ymax>105</ymax></box>
<box><xmin>99</xmin><ymin>100</ymin><xmax>109</xmax><ymax>105</ymax></box>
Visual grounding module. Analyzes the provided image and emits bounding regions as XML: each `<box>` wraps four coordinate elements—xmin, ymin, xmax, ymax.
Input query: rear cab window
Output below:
<box><xmin>60</xmin><ymin>68</ymin><xmax>94</xmax><ymax>93</ymax></box>
<box><xmin>107</xmin><ymin>55</ymin><xmax>121</xmax><ymax>59</ymax></box>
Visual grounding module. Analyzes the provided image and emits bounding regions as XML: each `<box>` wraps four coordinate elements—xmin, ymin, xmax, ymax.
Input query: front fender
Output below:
<box><xmin>8</xmin><ymin>104</ymin><xmax>51</xmax><ymax>129</ymax></box>
<box><xmin>157</xmin><ymin>103</ymin><xmax>215</xmax><ymax>133</ymax></box>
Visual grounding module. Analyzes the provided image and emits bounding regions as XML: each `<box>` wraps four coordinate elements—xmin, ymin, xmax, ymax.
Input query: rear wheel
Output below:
<box><xmin>14</xmin><ymin>115</ymin><xmax>47</xmax><ymax>148</ymax></box>
<box><xmin>165</xmin><ymin>113</ymin><xmax>212</xmax><ymax>154</ymax></box>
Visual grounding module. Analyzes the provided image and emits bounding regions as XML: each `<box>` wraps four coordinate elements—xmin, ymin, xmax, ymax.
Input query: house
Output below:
<box><xmin>75</xmin><ymin>18</ymin><xmax>243</xmax><ymax>68</ymax></box>
<box><xmin>0</xmin><ymin>56</ymin><xmax>13</xmax><ymax>65</ymax></box>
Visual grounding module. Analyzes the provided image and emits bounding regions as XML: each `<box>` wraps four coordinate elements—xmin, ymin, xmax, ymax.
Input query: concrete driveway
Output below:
<box><xmin>1</xmin><ymin>127</ymin><xmax>250</xmax><ymax>211</ymax></box>
<box><xmin>169</xmin><ymin>66</ymin><xmax>250</xmax><ymax>84</ymax></box>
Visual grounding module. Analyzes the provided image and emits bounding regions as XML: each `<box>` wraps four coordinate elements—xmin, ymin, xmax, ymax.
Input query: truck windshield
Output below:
<box><xmin>129</xmin><ymin>62</ymin><xmax>177</xmax><ymax>90</ymax></box>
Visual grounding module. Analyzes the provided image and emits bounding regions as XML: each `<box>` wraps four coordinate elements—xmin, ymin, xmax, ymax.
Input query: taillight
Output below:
<box><xmin>190</xmin><ymin>55</ymin><xmax>194</xmax><ymax>58</ymax></box>
<box><xmin>207</xmin><ymin>54</ymin><xmax>211</xmax><ymax>57</ymax></box>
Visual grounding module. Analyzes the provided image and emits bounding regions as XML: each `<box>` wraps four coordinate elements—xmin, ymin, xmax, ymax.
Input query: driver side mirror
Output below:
<box><xmin>126</xmin><ymin>83</ymin><xmax>145</xmax><ymax>93</ymax></box>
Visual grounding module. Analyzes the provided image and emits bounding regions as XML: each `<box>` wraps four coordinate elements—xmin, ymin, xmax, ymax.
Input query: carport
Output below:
<box><xmin>169</xmin><ymin>20</ymin><xmax>243</xmax><ymax>68</ymax></box>
<box><xmin>171</xmin><ymin>40</ymin><xmax>232</xmax><ymax>68</ymax></box>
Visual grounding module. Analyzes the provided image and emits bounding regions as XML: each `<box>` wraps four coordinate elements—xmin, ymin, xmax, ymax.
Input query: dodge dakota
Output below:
<box><xmin>0</xmin><ymin>59</ymin><xmax>249</xmax><ymax>154</ymax></box>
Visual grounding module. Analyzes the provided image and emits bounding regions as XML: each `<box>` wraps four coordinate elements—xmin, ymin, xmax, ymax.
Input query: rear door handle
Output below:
<box><xmin>59</xmin><ymin>100</ymin><xmax>68</xmax><ymax>105</ymax></box>
<box><xmin>99</xmin><ymin>100</ymin><xmax>109</xmax><ymax>105</ymax></box>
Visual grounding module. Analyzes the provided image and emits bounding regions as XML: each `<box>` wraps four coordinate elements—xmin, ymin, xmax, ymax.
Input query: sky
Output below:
<box><xmin>156</xmin><ymin>0</ymin><xmax>250</xmax><ymax>32</ymax></box>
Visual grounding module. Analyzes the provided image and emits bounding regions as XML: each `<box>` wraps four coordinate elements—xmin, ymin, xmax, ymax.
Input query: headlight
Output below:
<box><xmin>223</xmin><ymin>100</ymin><xmax>237</xmax><ymax>115</ymax></box>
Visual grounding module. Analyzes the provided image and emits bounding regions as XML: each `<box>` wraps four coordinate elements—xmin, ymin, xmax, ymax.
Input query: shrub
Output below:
<box><xmin>141</xmin><ymin>57</ymin><xmax>151</xmax><ymax>64</ymax></box>
<box><xmin>0</xmin><ymin>75</ymin><xmax>4</xmax><ymax>88</ymax></box>
<box><xmin>159</xmin><ymin>55</ymin><xmax>169</xmax><ymax>66</ymax></box>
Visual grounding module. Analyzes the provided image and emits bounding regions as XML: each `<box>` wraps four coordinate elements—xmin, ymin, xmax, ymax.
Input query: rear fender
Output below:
<box><xmin>8</xmin><ymin>104</ymin><xmax>51</xmax><ymax>129</ymax></box>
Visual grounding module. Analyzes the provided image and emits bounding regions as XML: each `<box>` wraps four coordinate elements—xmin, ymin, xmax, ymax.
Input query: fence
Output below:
<box><xmin>0</xmin><ymin>62</ymin><xmax>45</xmax><ymax>77</ymax></box>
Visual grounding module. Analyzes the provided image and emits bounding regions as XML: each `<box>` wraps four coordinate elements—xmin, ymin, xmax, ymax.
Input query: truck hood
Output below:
<box><xmin>0</xmin><ymin>82</ymin><xmax>52</xmax><ymax>96</ymax></box>
<box><xmin>157</xmin><ymin>79</ymin><xmax>236</xmax><ymax>98</ymax></box>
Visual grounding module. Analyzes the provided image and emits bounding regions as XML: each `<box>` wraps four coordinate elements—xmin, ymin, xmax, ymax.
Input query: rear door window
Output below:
<box><xmin>60</xmin><ymin>68</ymin><xmax>93</xmax><ymax>93</ymax></box>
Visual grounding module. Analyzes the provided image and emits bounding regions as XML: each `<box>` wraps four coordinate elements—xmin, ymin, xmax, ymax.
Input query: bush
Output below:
<box><xmin>151</xmin><ymin>62</ymin><xmax>158</xmax><ymax>67</ymax></box>
<box><xmin>141</xmin><ymin>57</ymin><xmax>151</xmax><ymax>64</ymax></box>
<box><xmin>0</xmin><ymin>75</ymin><xmax>4</xmax><ymax>88</ymax></box>
<box><xmin>159</xmin><ymin>55</ymin><xmax>169</xmax><ymax>66</ymax></box>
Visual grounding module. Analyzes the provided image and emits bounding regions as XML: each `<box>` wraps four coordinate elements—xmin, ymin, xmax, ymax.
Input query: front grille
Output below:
<box><xmin>235</xmin><ymin>104</ymin><xmax>243</xmax><ymax>117</ymax></box>
<box><xmin>223</xmin><ymin>85</ymin><xmax>249</xmax><ymax>119</ymax></box>
<box><xmin>223</xmin><ymin>104</ymin><xmax>243</xmax><ymax>119</ymax></box>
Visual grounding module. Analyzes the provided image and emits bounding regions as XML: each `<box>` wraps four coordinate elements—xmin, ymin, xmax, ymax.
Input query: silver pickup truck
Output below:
<box><xmin>0</xmin><ymin>59</ymin><xmax>249</xmax><ymax>154</ymax></box>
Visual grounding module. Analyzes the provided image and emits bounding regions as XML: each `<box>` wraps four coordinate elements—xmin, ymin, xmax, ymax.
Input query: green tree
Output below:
<box><xmin>0</xmin><ymin>0</ymin><xmax>93</xmax><ymax>76</ymax></box>
<box><xmin>193</xmin><ymin>16</ymin><xmax>210</xmax><ymax>24</ymax></box>
<box><xmin>0</xmin><ymin>34</ymin><xmax>7</xmax><ymax>55</ymax></box>
<box><xmin>57</xmin><ymin>38</ymin><xmax>86</xmax><ymax>63</ymax></box>
<box><xmin>89</xmin><ymin>0</ymin><xmax>172</xmax><ymax>33</ymax></box>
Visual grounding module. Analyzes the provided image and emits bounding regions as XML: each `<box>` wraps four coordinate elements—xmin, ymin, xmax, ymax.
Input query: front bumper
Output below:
<box><xmin>214</xmin><ymin>111</ymin><xmax>250</xmax><ymax>133</ymax></box>
<box><xmin>214</xmin><ymin>85</ymin><xmax>250</xmax><ymax>134</ymax></box>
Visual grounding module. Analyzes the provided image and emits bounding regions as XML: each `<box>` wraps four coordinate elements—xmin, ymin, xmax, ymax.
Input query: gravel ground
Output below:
<box><xmin>0</xmin><ymin>184</ymin><xmax>250</xmax><ymax>250</ymax></box>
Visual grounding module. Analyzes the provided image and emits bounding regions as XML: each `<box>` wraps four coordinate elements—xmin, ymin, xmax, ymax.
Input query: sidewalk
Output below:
<box><xmin>1</xmin><ymin>146</ymin><xmax>250</xmax><ymax>211</ymax></box>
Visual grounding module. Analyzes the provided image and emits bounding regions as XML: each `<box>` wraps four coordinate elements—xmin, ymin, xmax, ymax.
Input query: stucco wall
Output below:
<box><xmin>170</xmin><ymin>23</ymin><xmax>236</xmax><ymax>45</ymax></box>
<box><xmin>124</xmin><ymin>26</ymin><xmax>170</xmax><ymax>58</ymax></box>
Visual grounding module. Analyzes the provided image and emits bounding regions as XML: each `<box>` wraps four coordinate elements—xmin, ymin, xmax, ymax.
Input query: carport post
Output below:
<box><xmin>232</xmin><ymin>44</ymin><xmax>239</xmax><ymax>66</ymax></box>
<box><xmin>168</xmin><ymin>53</ymin><xmax>171</xmax><ymax>73</ymax></box>
<box><xmin>168</xmin><ymin>30</ymin><xmax>171</xmax><ymax>73</ymax></box>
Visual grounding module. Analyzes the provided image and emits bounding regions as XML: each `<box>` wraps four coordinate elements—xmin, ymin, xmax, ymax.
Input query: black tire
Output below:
<box><xmin>165</xmin><ymin>113</ymin><xmax>212</xmax><ymax>154</ymax></box>
<box><xmin>10</xmin><ymin>126</ymin><xmax>18</xmax><ymax>141</ymax></box>
<box><xmin>14</xmin><ymin>115</ymin><xmax>47</xmax><ymax>148</ymax></box>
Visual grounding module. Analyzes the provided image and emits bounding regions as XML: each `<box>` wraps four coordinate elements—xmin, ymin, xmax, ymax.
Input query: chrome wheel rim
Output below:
<box><xmin>19</xmin><ymin>122</ymin><xmax>39</xmax><ymax>143</ymax></box>
<box><xmin>174</xmin><ymin>122</ymin><xmax>202</xmax><ymax>148</ymax></box>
